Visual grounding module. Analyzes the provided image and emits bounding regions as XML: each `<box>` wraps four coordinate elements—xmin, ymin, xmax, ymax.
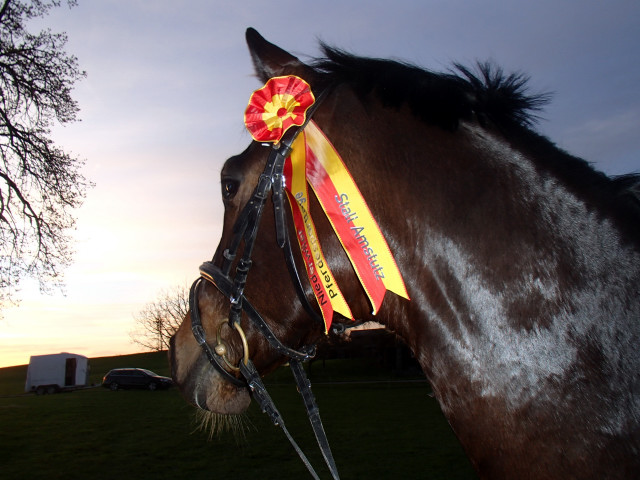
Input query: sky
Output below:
<box><xmin>1</xmin><ymin>0</ymin><xmax>638</xmax><ymax>368</ymax></box>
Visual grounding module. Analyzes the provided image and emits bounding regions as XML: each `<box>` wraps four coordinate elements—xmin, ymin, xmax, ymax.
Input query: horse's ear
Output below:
<box><xmin>246</xmin><ymin>28</ymin><xmax>310</xmax><ymax>82</ymax></box>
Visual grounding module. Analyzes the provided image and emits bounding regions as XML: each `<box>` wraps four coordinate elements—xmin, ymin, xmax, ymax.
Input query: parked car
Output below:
<box><xmin>102</xmin><ymin>368</ymin><xmax>173</xmax><ymax>391</ymax></box>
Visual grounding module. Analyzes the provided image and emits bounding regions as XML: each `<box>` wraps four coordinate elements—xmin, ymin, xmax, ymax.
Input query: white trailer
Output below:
<box><xmin>25</xmin><ymin>353</ymin><xmax>90</xmax><ymax>394</ymax></box>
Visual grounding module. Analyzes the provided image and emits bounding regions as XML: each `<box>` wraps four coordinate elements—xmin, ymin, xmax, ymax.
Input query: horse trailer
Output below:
<box><xmin>25</xmin><ymin>353</ymin><xmax>90</xmax><ymax>394</ymax></box>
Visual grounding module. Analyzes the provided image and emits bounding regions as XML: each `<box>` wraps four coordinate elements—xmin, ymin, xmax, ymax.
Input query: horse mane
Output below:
<box><xmin>313</xmin><ymin>46</ymin><xmax>640</xmax><ymax>235</ymax></box>
<box><xmin>314</xmin><ymin>45</ymin><xmax>550</xmax><ymax>131</ymax></box>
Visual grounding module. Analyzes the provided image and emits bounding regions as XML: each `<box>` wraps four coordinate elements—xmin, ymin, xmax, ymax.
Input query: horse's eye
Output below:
<box><xmin>222</xmin><ymin>179</ymin><xmax>239</xmax><ymax>199</ymax></box>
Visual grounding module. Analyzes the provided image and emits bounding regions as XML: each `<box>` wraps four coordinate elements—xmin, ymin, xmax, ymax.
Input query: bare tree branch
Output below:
<box><xmin>0</xmin><ymin>0</ymin><xmax>88</xmax><ymax>307</ymax></box>
<box><xmin>130</xmin><ymin>285</ymin><xmax>190</xmax><ymax>352</ymax></box>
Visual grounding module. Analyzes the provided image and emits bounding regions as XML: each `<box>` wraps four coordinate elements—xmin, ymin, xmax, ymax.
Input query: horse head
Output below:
<box><xmin>169</xmin><ymin>29</ymin><xmax>381</xmax><ymax>414</ymax></box>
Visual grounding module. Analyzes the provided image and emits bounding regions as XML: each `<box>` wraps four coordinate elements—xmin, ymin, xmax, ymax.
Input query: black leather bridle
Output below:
<box><xmin>188</xmin><ymin>85</ymin><xmax>342</xmax><ymax>479</ymax></box>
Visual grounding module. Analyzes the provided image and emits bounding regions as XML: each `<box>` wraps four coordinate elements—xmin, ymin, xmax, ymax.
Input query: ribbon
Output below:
<box><xmin>284</xmin><ymin>135</ymin><xmax>353</xmax><ymax>332</ymax></box>
<box><xmin>301</xmin><ymin>121</ymin><xmax>409</xmax><ymax>314</ymax></box>
<box><xmin>244</xmin><ymin>76</ymin><xmax>409</xmax><ymax>326</ymax></box>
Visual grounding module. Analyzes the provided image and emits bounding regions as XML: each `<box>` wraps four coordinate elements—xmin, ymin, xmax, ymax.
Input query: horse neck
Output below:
<box><xmin>317</xmin><ymin>93</ymin><xmax>639</xmax><ymax>365</ymax></box>
<box><xmin>386</xmin><ymin>119</ymin><xmax>636</xmax><ymax>349</ymax></box>
<box><xmin>340</xmin><ymin>112</ymin><xmax>640</xmax><ymax>390</ymax></box>
<box><xmin>353</xmin><ymin>116</ymin><xmax>640</xmax><ymax>475</ymax></box>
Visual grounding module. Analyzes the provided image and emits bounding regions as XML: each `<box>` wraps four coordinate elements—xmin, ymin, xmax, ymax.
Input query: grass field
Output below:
<box><xmin>0</xmin><ymin>352</ymin><xmax>477</xmax><ymax>479</ymax></box>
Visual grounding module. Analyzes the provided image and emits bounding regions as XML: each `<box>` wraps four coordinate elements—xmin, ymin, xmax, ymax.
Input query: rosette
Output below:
<box><xmin>244</xmin><ymin>76</ymin><xmax>315</xmax><ymax>143</ymax></box>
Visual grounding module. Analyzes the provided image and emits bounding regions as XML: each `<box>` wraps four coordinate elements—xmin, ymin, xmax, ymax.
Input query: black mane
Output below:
<box><xmin>313</xmin><ymin>46</ymin><xmax>640</xmax><ymax>235</ymax></box>
<box><xmin>314</xmin><ymin>45</ymin><xmax>550</xmax><ymax>131</ymax></box>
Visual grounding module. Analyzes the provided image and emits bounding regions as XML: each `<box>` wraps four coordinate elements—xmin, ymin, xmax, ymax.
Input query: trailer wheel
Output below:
<box><xmin>109</xmin><ymin>382</ymin><xmax>119</xmax><ymax>391</ymax></box>
<box><xmin>46</xmin><ymin>386</ymin><xmax>57</xmax><ymax>395</ymax></box>
<box><xmin>35</xmin><ymin>386</ymin><xmax>45</xmax><ymax>395</ymax></box>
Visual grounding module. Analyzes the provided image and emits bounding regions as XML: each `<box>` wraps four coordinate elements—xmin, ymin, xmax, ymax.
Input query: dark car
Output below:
<box><xmin>102</xmin><ymin>368</ymin><xmax>173</xmax><ymax>391</ymax></box>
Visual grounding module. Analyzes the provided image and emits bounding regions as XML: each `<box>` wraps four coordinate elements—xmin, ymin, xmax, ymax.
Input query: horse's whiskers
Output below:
<box><xmin>193</xmin><ymin>408</ymin><xmax>254</xmax><ymax>444</ymax></box>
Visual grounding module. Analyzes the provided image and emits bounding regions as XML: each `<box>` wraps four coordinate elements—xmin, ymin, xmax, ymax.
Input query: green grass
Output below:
<box><xmin>0</xmin><ymin>353</ymin><xmax>477</xmax><ymax>479</ymax></box>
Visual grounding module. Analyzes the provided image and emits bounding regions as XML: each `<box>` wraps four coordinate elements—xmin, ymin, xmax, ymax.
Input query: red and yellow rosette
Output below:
<box><xmin>244</xmin><ymin>76</ymin><xmax>315</xmax><ymax>143</ymax></box>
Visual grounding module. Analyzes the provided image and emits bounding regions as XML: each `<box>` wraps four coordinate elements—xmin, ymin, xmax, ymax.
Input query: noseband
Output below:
<box><xmin>188</xmin><ymin>86</ymin><xmax>342</xmax><ymax>479</ymax></box>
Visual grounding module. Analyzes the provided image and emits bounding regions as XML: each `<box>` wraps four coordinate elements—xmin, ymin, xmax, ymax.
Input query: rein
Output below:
<box><xmin>189</xmin><ymin>86</ymin><xmax>342</xmax><ymax>479</ymax></box>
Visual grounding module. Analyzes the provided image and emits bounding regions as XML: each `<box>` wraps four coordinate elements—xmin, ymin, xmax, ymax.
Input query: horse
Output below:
<box><xmin>169</xmin><ymin>28</ymin><xmax>640</xmax><ymax>479</ymax></box>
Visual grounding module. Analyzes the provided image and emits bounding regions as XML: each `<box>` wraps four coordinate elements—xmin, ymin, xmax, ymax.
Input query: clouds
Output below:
<box><xmin>549</xmin><ymin>108</ymin><xmax>639</xmax><ymax>176</ymax></box>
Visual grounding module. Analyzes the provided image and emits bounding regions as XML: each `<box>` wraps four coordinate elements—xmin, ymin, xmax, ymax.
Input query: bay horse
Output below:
<box><xmin>170</xmin><ymin>28</ymin><xmax>640</xmax><ymax>479</ymax></box>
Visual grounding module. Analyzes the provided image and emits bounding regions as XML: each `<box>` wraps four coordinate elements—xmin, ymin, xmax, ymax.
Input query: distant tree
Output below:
<box><xmin>0</xmin><ymin>0</ymin><xmax>88</xmax><ymax>307</ymax></box>
<box><xmin>131</xmin><ymin>285</ymin><xmax>189</xmax><ymax>352</ymax></box>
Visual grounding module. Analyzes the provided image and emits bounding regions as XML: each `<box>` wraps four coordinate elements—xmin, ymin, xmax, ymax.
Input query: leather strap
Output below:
<box><xmin>199</xmin><ymin>261</ymin><xmax>315</xmax><ymax>361</ymax></box>
<box><xmin>189</xmin><ymin>83</ymin><xmax>343</xmax><ymax>479</ymax></box>
<box><xmin>290</xmin><ymin>359</ymin><xmax>341</xmax><ymax>480</ymax></box>
<box><xmin>240</xmin><ymin>358</ymin><xmax>340</xmax><ymax>480</ymax></box>
<box><xmin>189</xmin><ymin>277</ymin><xmax>245</xmax><ymax>387</ymax></box>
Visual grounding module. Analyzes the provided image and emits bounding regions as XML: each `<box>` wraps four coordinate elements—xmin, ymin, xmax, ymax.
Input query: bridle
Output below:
<box><xmin>188</xmin><ymin>85</ymin><xmax>343</xmax><ymax>479</ymax></box>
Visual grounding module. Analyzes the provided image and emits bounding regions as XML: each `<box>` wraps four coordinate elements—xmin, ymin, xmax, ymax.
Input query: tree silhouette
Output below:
<box><xmin>131</xmin><ymin>285</ymin><xmax>189</xmax><ymax>352</ymax></box>
<box><xmin>0</xmin><ymin>0</ymin><xmax>88</xmax><ymax>307</ymax></box>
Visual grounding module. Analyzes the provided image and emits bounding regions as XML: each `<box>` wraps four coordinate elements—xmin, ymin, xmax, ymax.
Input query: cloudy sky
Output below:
<box><xmin>1</xmin><ymin>0</ymin><xmax>638</xmax><ymax>367</ymax></box>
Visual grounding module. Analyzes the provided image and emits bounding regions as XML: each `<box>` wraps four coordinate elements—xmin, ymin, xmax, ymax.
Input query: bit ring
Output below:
<box><xmin>215</xmin><ymin>321</ymin><xmax>250</xmax><ymax>371</ymax></box>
